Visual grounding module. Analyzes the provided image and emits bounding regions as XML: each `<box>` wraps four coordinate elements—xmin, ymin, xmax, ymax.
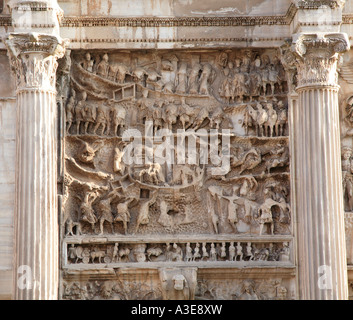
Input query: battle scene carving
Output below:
<box><xmin>59</xmin><ymin>48</ymin><xmax>292</xmax><ymax>299</ymax></box>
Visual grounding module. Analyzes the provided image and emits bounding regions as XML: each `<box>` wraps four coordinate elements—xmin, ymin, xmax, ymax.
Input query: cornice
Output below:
<box><xmin>0</xmin><ymin>4</ymin><xmax>351</xmax><ymax>35</ymax></box>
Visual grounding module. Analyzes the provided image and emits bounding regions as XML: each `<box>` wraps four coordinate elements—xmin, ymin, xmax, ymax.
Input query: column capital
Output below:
<box><xmin>290</xmin><ymin>32</ymin><xmax>349</xmax><ymax>89</ymax></box>
<box><xmin>4</xmin><ymin>32</ymin><xmax>68</xmax><ymax>91</ymax></box>
<box><xmin>293</xmin><ymin>0</ymin><xmax>346</xmax><ymax>10</ymax></box>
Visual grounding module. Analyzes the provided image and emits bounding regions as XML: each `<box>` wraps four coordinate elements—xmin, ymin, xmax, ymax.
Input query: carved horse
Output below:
<box><xmin>256</xmin><ymin>104</ymin><xmax>268</xmax><ymax>137</ymax></box>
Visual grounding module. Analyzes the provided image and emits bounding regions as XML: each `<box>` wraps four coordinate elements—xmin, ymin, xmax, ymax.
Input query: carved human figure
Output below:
<box><xmin>92</xmin><ymin>103</ymin><xmax>109</xmax><ymax>135</ymax></box>
<box><xmin>139</xmin><ymin>163</ymin><xmax>165</xmax><ymax>185</ymax></box>
<box><xmin>136</xmin><ymin>88</ymin><xmax>154</xmax><ymax>122</ymax></box>
<box><xmin>219</xmin><ymin>67</ymin><xmax>232</xmax><ymax>104</ymax></box>
<box><xmin>201</xmin><ymin>243</ymin><xmax>209</xmax><ymax>261</ymax></box>
<box><xmin>178</xmin><ymin>97</ymin><xmax>194</xmax><ymax>129</ymax></box>
<box><xmin>275</xmin><ymin>101</ymin><xmax>287</xmax><ymax>136</ymax></box>
<box><xmin>188</xmin><ymin>63</ymin><xmax>201</xmax><ymax>94</ymax></box>
<box><xmin>160</xmin><ymin>271</ymin><xmax>191</xmax><ymax>300</ymax></box>
<box><xmin>261</xmin><ymin>54</ymin><xmax>271</xmax><ymax>95</ymax></box>
<box><xmin>279</xmin><ymin>242</ymin><xmax>290</xmax><ymax>261</ymax></box>
<box><xmin>193</xmin><ymin>243</ymin><xmax>201</xmax><ymax>261</ymax></box>
<box><xmin>268</xmin><ymin>63</ymin><xmax>280</xmax><ymax>95</ymax></box>
<box><xmin>96</xmin><ymin>193</ymin><xmax>116</xmax><ymax>235</ymax></box>
<box><xmin>220</xmin><ymin>242</ymin><xmax>227</xmax><ymax>259</ymax></box>
<box><xmin>172</xmin><ymin>243</ymin><xmax>183</xmax><ymax>262</ymax></box>
<box><xmin>82</xmin><ymin>102</ymin><xmax>97</xmax><ymax>134</ymax></box>
<box><xmin>96</xmin><ymin>53</ymin><xmax>110</xmax><ymax>78</ymax></box>
<box><xmin>342</xmin><ymin>147</ymin><xmax>353</xmax><ymax>211</ymax></box>
<box><xmin>239</xmin><ymin>280</ymin><xmax>259</xmax><ymax>300</ymax></box>
<box><xmin>78</xmin><ymin>190</ymin><xmax>99</xmax><ymax>233</ymax></box>
<box><xmin>185</xmin><ymin>243</ymin><xmax>193</xmax><ymax>262</ymax></box>
<box><xmin>199</xmin><ymin>63</ymin><xmax>213</xmax><ymax>95</ymax></box>
<box><xmin>111</xmin><ymin>104</ymin><xmax>126</xmax><ymax>136</ymax></box>
<box><xmin>249</xmin><ymin>57</ymin><xmax>262</xmax><ymax>100</ymax></box>
<box><xmin>264</xmin><ymin>102</ymin><xmax>277</xmax><ymax>137</ymax></box>
<box><xmin>210</xmin><ymin>243</ymin><xmax>217</xmax><ymax>261</ymax></box>
<box><xmin>152</xmin><ymin>99</ymin><xmax>165</xmax><ymax>134</ymax></box>
<box><xmin>236</xmin><ymin>242</ymin><xmax>243</xmax><ymax>261</ymax></box>
<box><xmin>112</xmin><ymin>243</ymin><xmax>119</xmax><ymax>262</ymax></box>
<box><xmin>115</xmin><ymin>197</ymin><xmax>135</xmax><ymax>234</ymax></box>
<box><xmin>257</xmin><ymin>199</ymin><xmax>275</xmax><ymax>235</ymax></box>
<box><xmin>135</xmin><ymin>191</ymin><xmax>158</xmax><ymax>233</ymax></box>
<box><xmin>113</xmin><ymin>63</ymin><xmax>130</xmax><ymax>84</ymax></box>
<box><xmin>229</xmin><ymin>242</ymin><xmax>236</xmax><ymax>261</ymax></box>
<box><xmin>163</xmin><ymin>101</ymin><xmax>178</xmax><ymax>130</ymax></box>
<box><xmin>81</xmin><ymin>52</ymin><xmax>94</xmax><ymax>72</ymax></box>
<box><xmin>233</xmin><ymin>71</ymin><xmax>249</xmax><ymax>103</ymax></box>
<box><xmin>245</xmin><ymin>242</ymin><xmax>254</xmax><ymax>261</ymax></box>
<box><xmin>175</xmin><ymin>62</ymin><xmax>188</xmax><ymax>94</ymax></box>
<box><xmin>75</xmin><ymin>91</ymin><xmax>87</xmax><ymax>134</ymax></box>
<box><xmin>66</xmin><ymin>95</ymin><xmax>75</xmax><ymax>134</ymax></box>
<box><xmin>113</xmin><ymin>147</ymin><xmax>126</xmax><ymax>175</ymax></box>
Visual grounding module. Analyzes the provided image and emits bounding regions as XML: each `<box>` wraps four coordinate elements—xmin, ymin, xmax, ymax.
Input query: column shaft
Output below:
<box><xmin>15</xmin><ymin>90</ymin><xmax>58</xmax><ymax>299</ymax></box>
<box><xmin>294</xmin><ymin>86</ymin><xmax>348</xmax><ymax>299</ymax></box>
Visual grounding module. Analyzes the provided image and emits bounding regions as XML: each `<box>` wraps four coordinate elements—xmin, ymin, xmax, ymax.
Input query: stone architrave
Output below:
<box><xmin>290</xmin><ymin>32</ymin><xmax>349</xmax><ymax>299</ymax></box>
<box><xmin>5</xmin><ymin>32</ymin><xmax>66</xmax><ymax>300</ymax></box>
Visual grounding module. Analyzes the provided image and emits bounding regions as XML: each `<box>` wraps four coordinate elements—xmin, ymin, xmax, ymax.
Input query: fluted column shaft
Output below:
<box><xmin>294</xmin><ymin>86</ymin><xmax>347</xmax><ymax>299</ymax></box>
<box><xmin>5</xmin><ymin>33</ymin><xmax>66</xmax><ymax>299</ymax></box>
<box><xmin>290</xmin><ymin>33</ymin><xmax>349</xmax><ymax>299</ymax></box>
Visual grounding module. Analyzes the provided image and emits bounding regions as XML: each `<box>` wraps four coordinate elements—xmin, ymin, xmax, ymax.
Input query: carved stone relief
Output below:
<box><xmin>59</xmin><ymin>48</ymin><xmax>291</xmax><ymax>300</ymax></box>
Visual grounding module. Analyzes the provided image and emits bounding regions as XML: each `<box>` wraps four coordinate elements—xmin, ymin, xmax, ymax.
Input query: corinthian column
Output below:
<box><xmin>5</xmin><ymin>22</ymin><xmax>67</xmax><ymax>299</ymax></box>
<box><xmin>290</xmin><ymin>33</ymin><xmax>349</xmax><ymax>299</ymax></box>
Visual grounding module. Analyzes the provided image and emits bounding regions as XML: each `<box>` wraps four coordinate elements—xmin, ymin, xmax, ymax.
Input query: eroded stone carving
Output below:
<box><xmin>60</xmin><ymin>49</ymin><xmax>291</xmax><ymax>300</ymax></box>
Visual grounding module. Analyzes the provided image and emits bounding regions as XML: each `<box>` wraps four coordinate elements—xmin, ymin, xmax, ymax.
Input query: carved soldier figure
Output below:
<box><xmin>92</xmin><ymin>102</ymin><xmax>110</xmax><ymax>135</ymax></box>
<box><xmin>342</xmin><ymin>147</ymin><xmax>353</xmax><ymax>211</ymax></box>
<box><xmin>96</xmin><ymin>53</ymin><xmax>110</xmax><ymax>78</ymax></box>
<box><xmin>96</xmin><ymin>192</ymin><xmax>117</xmax><ymax>235</ymax></box>
<box><xmin>78</xmin><ymin>190</ymin><xmax>99</xmax><ymax>233</ymax></box>
<box><xmin>175</xmin><ymin>62</ymin><xmax>188</xmax><ymax>94</ymax></box>
<box><xmin>66</xmin><ymin>95</ymin><xmax>75</xmax><ymax>134</ymax></box>
<box><xmin>199</xmin><ymin>63</ymin><xmax>213</xmax><ymax>95</ymax></box>
<box><xmin>75</xmin><ymin>91</ymin><xmax>87</xmax><ymax>134</ymax></box>
<box><xmin>188</xmin><ymin>63</ymin><xmax>201</xmax><ymax>94</ymax></box>
<box><xmin>135</xmin><ymin>191</ymin><xmax>158</xmax><ymax>233</ymax></box>
<box><xmin>111</xmin><ymin>103</ymin><xmax>126</xmax><ymax>136</ymax></box>
<box><xmin>115</xmin><ymin>197</ymin><xmax>135</xmax><ymax>234</ymax></box>
<box><xmin>82</xmin><ymin>102</ymin><xmax>97</xmax><ymax>134</ymax></box>
<box><xmin>81</xmin><ymin>52</ymin><xmax>94</xmax><ymax>72</ymax></box>
<box><xmin>219</xmin><ymin>66</ymin><xmax>232</xmax><ymax>104</ymax></box>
